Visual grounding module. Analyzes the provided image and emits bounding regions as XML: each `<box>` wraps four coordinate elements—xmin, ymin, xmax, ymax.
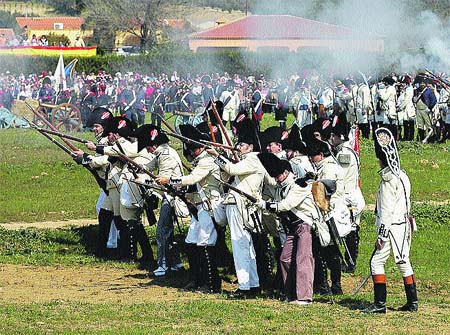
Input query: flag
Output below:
<box><xmin>64</xmin><ymin>58</ymin><xmax>78</xmax><ymax>79</ymax></box>
<box><xmin>54</xmin><ymin>52</ymin><xmax>66</xmax><ymax>92</ymax></box>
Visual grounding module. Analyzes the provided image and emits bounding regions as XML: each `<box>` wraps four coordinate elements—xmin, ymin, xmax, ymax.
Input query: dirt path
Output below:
<box><xmin>0</xmin><ymin>264</ymin><xmax>364</xmax><ymax>304</ymax></box>
<box><xmin>0</xmin><ymin>219</ymin><xmax>97</xmax><ymax>230</ymax></box>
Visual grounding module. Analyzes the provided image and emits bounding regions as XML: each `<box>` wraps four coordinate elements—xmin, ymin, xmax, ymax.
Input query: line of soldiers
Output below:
<box><xmin>67</xmin><ymin>100</ymin><xmax>417</xmax><ymax>312</ymax></box>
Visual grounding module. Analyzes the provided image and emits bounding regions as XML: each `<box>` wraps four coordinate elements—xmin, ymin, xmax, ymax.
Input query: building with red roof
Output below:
<box><xmin>16</xmin><ymin>17</ymin><xmax>86</xmax><ymax>46</ymax></box>
<box><xmin>189</xmin><ymin>15</ymin><xmax>383</xmax><ymax>53</ymax></box>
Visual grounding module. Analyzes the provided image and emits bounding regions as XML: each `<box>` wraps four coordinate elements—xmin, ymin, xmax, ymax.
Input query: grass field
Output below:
<box><xmin>0</xmin><ymin>113</ymin><xmax>449</xmax><ymax>223</ymax></box>
<box><xmin>0</xmin><ymin>113</ymin><xmax>449</xmax><ymax>334</ymax></box>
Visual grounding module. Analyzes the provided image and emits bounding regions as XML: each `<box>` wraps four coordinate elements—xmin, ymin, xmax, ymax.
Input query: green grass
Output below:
<box><xmin>1</xmin><ymin>114</ymin><xmax>449</xmax><ymax>222</ymax></box>
<box><xmin>0</xmin><ymin>210</ymin><xmax>448</xmax><ymax>334</ymax></box>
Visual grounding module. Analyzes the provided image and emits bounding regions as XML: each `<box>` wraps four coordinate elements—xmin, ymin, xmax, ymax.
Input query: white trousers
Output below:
<box><xmin>226</xmin><ymin>205</ymin><xmax>259</xmax><ymax>290</ymax></box>
<box><xmin>185</xmin><ymin>205</ymin><xmax>218</xmax><ymax>246</ymax></box>
<box><xmin>371</xmin><ymin>222</ymin><xmax>413</xmax><ymax>277</ymax></box>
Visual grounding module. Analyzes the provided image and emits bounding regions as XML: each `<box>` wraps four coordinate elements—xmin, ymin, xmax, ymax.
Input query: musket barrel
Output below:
<box><xmin>38</xmin><ymin>128</ymin><xmax>89</xmax><ymax>144</ymax></box>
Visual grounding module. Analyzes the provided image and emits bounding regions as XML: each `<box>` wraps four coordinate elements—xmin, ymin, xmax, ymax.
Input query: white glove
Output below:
<box><xmin>257</xmin><ymin>199</ymin><xmax>266</xmax><ymax>209</ymax></box>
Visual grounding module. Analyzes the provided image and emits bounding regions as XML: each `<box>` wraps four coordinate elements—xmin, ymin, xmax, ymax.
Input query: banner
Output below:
<box><xmin>0</xmin><ymin>46</ymin><xmax>96</xmax><ymax>57</ymax></box>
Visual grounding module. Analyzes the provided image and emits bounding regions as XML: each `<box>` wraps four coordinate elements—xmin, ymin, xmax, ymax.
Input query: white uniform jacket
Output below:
<box><xmin>336</xmin><ymin>143</ymin><xmax>365</xmax><ymax>215</ymax></box>
<box><xmin>378</xmin><ymin>85</ymin><xmax>397</xmax><ymax>119</ymax></box>
<box><xmin>375</xmin><ymin>167</ymin><xmax>411</xmax><ymax>242</ymax></box>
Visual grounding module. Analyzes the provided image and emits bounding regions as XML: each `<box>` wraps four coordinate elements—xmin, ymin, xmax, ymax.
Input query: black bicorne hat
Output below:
<box><xmin>236</xmin><ymin>118</ymin><xmax>261</xmax><ymax>152</ymax></box>
<box><xmin>284</xmin><ymin>123</ymin><xmax>307</xmax><ymax>154</ymax></box>
<box><xmin>86</xmin><ymin>107</ymin><xmax>113</xmax><ymax>128</ymax></box>
<box><xmin>136</xmin><ymin>124</ymin><xmax>169</xmax><ymax>152</ymax></box>
<box><xmin>259</xmin><ymin>126</ymin><xmax>289</xmax><ymax>151</ymax></box>
<box><xmin>307</xmin><ymin>136</ymin><xmax>332</xmax><ymax>157</ymax></box>
<box><xmin>196</xmin><ymin>121</ymin><xmax>223</xmax><ymax>145</ymax></box>
<box><xmin>179</xmin><ymin>124</ymin><xmax>210</xmax><ymax>151</ymax></box>
<box><xmin>312</xmin><ymin>117</ymin><xmax>333</xmax><ymax>141</ymax></box>
<box><xmin>257</xmin><ymin>152</ymin><xmax>291</xmax><ymax>178</ymax></box>
<box><xmin>331</xmin><ymin>112</ymin><xmax>348</xmax><ymax>138</ymax></box>
<box><xmin>103</xmin><ymin>116</ymin><xmax>136</xmax><ymax>140</ymax></box>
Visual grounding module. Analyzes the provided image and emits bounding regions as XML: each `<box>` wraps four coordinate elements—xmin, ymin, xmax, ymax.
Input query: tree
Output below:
<box><xmin>0</xmin><ymin>10</ymin><xmax>19</xmax><ymax>32</ymax></box>
<box><xmin>84</xmin><ymin>0</ymin><xmax>185</xmax><ymax>52</ymax></box>
<box><xmin>47</xmin><ymin>0</ymin><xmax>84</xmax><ymax>16</ymax></box>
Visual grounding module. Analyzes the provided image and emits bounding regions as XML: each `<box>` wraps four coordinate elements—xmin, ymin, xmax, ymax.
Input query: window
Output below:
<box><xmin>54</xmin><ymin>23</ymin><xmax>64</xmax><ymax>30</ymax></box>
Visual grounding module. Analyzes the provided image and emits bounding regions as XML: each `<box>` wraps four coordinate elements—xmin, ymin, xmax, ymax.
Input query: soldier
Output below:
<box><xmin>296</xmin><ymin>82</ymin><xmax>314</xmax><ymax>129</ymax></box>
<box><xmin>219</xmin><ymin>80</ymin><xmax>240</xmax><ymax>128</ymax></box>
<box><xmin>251</xmin><ymin>83</ymin><xmax>263</xmax><ymax>130</ymax></box>
<box><xmin>136</xmin><ymin>124</ymin><xmax>185</xmax><ymax>277</ymax></box>
<box><xmin>398</xmin><ymin>75</ymin><xmax>416</xmax><ymax>141</ymax></box>
<box><xmin>274</xmin><ymin>82</ymin><xmax>291</xmax><ymax>130</ymax></box>
<box><xmin>81</xmin><ymin>117</ymin><xmax>154</xmax><ymax>266</ymax></box>
<box><xmin>207</xmin><ymin>119</ymin><xmax>265</xmax><ymax>298</ymax></box>
<box><xmin>74</xmin><ymin>107</ymin><xmax>114</xmax><ymax>258</ymax></box>
<box><xmin>258</xmin><ymin>153</ymin><xmax>322</xmax><ymax>305</ymax></box>
<box><xmin>180</xmin><ymin>84</ymin><xmax>195</xmax><ymax>124</ymax></box>
<box><xmin>134</xmin><ymin>83</ymin><xmax>146</xmax><ymax>126</ymax></box>
<box><xmin>201</xmin><ymin>75</ymin><xmax>215</xmax><ymax>106</ymax></box>
<box><xmin>80</xmin><ymin>84</ymin><xmax>97</xmax><ymax>129</ymax></box>
<box><xmin>414</xmin><ymin>75</ymin><xmax>437</xmax><ymax>143</ymax></box>
<box><xmin>118</xmin><ymin>81</ymin><xmax>137</xmax><ymax>123</ymax></box>
<box><xmin>283</xmin><ymin>124</ymin><xmax>313</xmax><ymax>178</ymax></box>
<box><xmin>363</xmin><ymin>128</ymin><xmax>417</xmax><ymax>313</ymax></box>
<box><xmin>355</xmin><ymin>79</ymin><xmax>372</xmax><ymax>139</ymax></box>
<box><xmin>157</xmin><ymin>124</ymin><xmax>222</xmax><ymax>293</ymax></box>
<box><xmin>307</xmin><ymin>136</ymin><xmax>347</xmax><ymax>295</ymax></box>
<box><xmin>378</xmin><ymin>77</ymin><xmax>398</xmax><ymax>139</ymax></box>
<box><xmin>150</xmin><ymin>85</ymin><xmax>165</xmax><ymax>128</ymax></box>
<box><xmin>330</xmin><ymin>115</ymin><xmax>365</xmax><ymax>273</ymax></box>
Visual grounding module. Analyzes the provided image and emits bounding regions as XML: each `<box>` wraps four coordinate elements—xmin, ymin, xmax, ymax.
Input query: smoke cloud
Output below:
<box><xmin>251</xmin><ymin>0</ymin><xmax>450</xmax><ymax>76</ymax></box>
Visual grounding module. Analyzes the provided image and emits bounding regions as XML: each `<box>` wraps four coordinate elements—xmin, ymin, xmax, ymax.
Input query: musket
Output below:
<box><xmin>23</xmin><ymin>116</ymin><xmax>76</xmax><ymax>157</ymax></box>
<box><xmin>111</xmin><ymin>148</ymin><xmax>198</xmax><ymax>220</ymax></box>
<box><xmin>35</xmin><ymin>127</ymin><xmax>90</xmax><ymax>144</ymax></box>
<box><xmin>425</xmin><ymin>69</ymin><xmax>450</xmax><ymax>89</ymax></box>
<box><xmin>199</xmin><ymin>139</ymin><xmax>239</xmax><ymax>151</ymax></box>
<box><xmin>210</xmin><ymin>99</ymin><xmax>240</xmax><ymax>161</ymax></box>
<box><xmin>127</xmin><ymin>178</ymin><xmax>167</xmax><ymax>193</ymax></box>
<box><xmin>25</xmin><ymin>101</ymin><xmax>79</xmax><ymax>152</ymax></box>
<box><xmin>23</xmin><ymin>115</ymin><xmax>109</xmax><ymax>194</ymax></box>
<box><xmin>212</xmin><ymin>175</ymin><xmax>265</xmax><ymax>233</ymax></box>
<box><xmin>165</xmin><ymin>130</ymin><xmax>239</xmax><ymax>155</ymax></box>
<box><xmin>323</xmin><ymin>211</ymin><xmax>354</xmax><ymax>268</ymax></box>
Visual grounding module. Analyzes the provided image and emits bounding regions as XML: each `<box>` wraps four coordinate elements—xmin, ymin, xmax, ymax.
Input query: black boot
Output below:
<box><xmin>96</xmin><ymin>209</ymin><xmax>113</xmax><ymax>258</ymax></box>
<box><xmin>115</xmin><ymin>216</ymin><xmax>130</xmax><ymax>261</ymax></box>
<box><xmin>204</xmin><ymin>246</ymin><xmax>221</xmax><ymax>293</ymax></box>
<box><xmin>418</xmin><ymin>129</ymin><xmax>425</xmax><ymax>142</ymax></box>
<box><xmin>399</xmin><ymin>276</ymin><xmax>418</xmax><ymax>312</ymax></box>
<box><xmin>251</xmin><ymin>232</ymin><xmax>273</xmax><ymax>291</ymax></box>
<box><xmin>127</xmin><ymin>220</ymin><xmax>138</xmax><ymax>262</ymax></box>
<box><xmin>313</xmin><ymin>251</ymin><xmax>331</xmax><ymax>296</ymax></box>
<box><xmin>184</xmin><ymin>244</ymin><xmax>201</xmax><ymax>290</ymax></box>
<box><xmin>343</xmin><ymin>227</ymin><xmax>360</xmax><ymax>273</ymax></box>
<box><xmin>136</xmin><ymin>223</ymin><xmax>156</xmax><ymax>270</ymax></box>
<box><xmin>321</xmin><ymin>245</ymin><xmax>343</xmax><ymax>295</ymax></box>
<box><xmin>363</xmin><ymin>282</ymin><xmax>387</xmax><ymax>314</ymax></box>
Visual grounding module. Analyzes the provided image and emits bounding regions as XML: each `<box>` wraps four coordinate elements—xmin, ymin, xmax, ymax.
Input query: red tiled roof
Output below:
<box><xmin>191</xmin><ymin>15</ymin><xmax>360</xmax><ymax>40</ymax></box>
<box><xmin>16</xmin><ymin>17</ymin><xmax>84</xmax><ymax>30</ymax></box>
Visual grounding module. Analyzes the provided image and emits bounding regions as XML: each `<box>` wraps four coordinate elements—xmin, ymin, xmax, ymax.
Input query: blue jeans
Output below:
<box><xmin>156</xmin><ymin>199</ymin><xmax>181</xmax><ymax>267</ymax></box>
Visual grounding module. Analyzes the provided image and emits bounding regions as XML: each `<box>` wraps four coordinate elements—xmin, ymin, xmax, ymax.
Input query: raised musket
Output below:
<box><xmin>22</xmin><ymin>115</ymin><xmax>109</xmax><ymax>194</ymax></box>
<box><xmin>36</xmin><ymin>127</ymin><xmax>90</xmax><ymax>144</ymax></box>
<box><xmin>210</xmin><ymin>99</ymin><xmax>240</xmax><ymax>162</ymax></box>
